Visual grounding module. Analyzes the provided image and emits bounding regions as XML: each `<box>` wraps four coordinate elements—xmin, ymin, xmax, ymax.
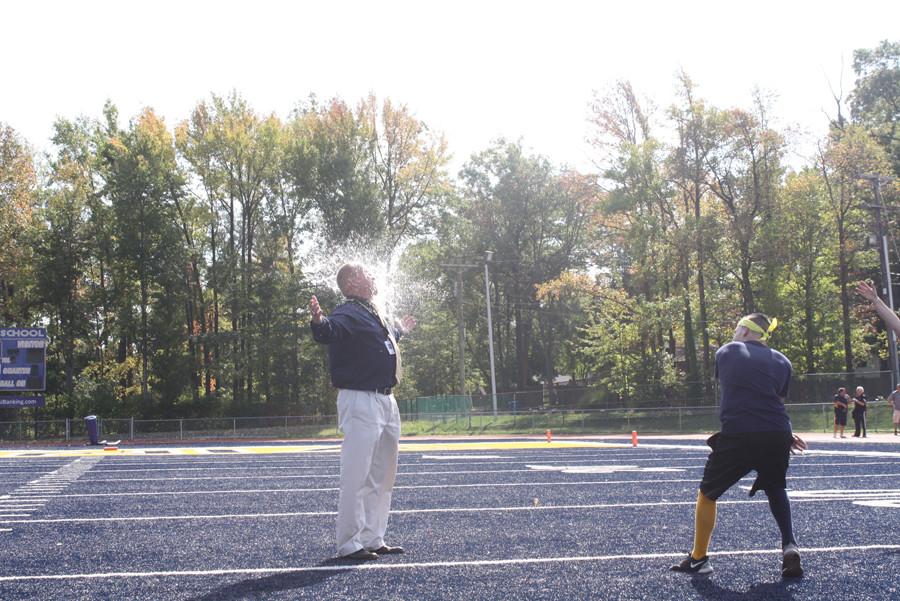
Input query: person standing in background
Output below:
<box><xmin>887</xmin><ymin>384</ymin><xmax>900</xmax><ymax>436</ymax></box>
<box><xmin>833</xmin><ymin>387</ymin><xmax>849</xmax><ymax>439</ymax></box>
<box><xmin>851</xmin><ymin>386</ymin><xmax>868</xmax><ymax>438</ymax></box>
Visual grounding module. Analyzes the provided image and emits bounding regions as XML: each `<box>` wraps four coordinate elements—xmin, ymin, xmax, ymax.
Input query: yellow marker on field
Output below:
<box><xmin>0</xmin><ymin>439</ymin><xmax>627</xmax><ymax>459</ymax></box>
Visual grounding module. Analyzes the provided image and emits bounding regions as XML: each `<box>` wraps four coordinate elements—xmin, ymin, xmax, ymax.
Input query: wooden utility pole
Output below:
<box><xmin>441</xmin><ymin>263</ymin><xmax>477</xmax><ymax>396</ymax></box>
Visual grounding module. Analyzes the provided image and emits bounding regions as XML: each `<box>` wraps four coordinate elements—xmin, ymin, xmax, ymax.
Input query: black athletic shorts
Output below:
<box><xmin>699</xmin><ymin>431</ymin><xmax>794</xmax><ymax>500</ymax></box>
<box><xmin>834</xmin><ymin>408</ymin><xmax>847</xmax><ymax>426</ymax></box>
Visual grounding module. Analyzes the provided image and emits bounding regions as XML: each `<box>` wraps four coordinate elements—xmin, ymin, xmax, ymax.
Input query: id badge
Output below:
<box><xmin>385</xmin><ymin>339</ymin><xmax>396</xmax><ymax>355</ymax></box>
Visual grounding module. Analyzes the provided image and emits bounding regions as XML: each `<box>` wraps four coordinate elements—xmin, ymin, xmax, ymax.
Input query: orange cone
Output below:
<box><xmin>631</xmin><ymin>430</ymin><xmax>638</xmax><ymax>448</ymax></box>
<box><xmin>546</xmin><ymin>429</ymin><xmax>552</xmax><ymax>443</ymax></box>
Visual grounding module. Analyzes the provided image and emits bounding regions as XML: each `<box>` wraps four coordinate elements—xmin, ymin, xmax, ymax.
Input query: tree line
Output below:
<box><xmin>0</xmin><ymin>41</ymin><xmax>898</xmax><ymax>420</ymax></box>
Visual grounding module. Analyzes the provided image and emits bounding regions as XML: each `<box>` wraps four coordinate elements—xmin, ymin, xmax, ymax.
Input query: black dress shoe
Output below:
<box><xmin>369</xmin><ymin>545</ymin><xmax>404</xmax><ymax>554</ymax></box>
<box><xmin>341</xmin><ymin>549</ymin><xmax>379</xmax><ymax>560</ymax></box>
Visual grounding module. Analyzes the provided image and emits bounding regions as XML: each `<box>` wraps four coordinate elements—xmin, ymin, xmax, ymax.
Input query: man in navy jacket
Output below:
<box><xmin>310</xmin><ymin>263</ymin><xmax>415</xmax><ymax>560</ymax></box>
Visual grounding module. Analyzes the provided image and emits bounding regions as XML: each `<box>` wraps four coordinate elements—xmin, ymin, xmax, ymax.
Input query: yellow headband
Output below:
<box><xmin>738</xmin><ymin>316</ymin><xmax>778</xmax><ymax>340</ymax></box>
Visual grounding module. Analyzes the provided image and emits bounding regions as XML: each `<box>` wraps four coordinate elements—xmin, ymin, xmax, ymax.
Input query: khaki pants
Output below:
<box><xmin>335</xmin><ymin>389</ymin><xmax>401</xmax><ymax>556</ymax></box>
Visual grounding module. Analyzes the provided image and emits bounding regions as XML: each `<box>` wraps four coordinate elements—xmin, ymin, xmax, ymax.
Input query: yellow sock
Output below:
<box><xmin>691</xmin><ymin>490</ymin><xmax>717</xmax><ymax>560</ymax></box>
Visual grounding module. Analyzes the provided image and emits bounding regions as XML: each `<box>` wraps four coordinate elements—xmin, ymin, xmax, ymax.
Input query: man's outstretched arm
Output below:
<box><xmin>856</xmin><ymin>281</ymin><xmax>900</xmax><ymax>337</ymax></box>
<box><xmin>309</xmin><ymin>295</ymin><xmax>350</xmax><ymax>343</ymax></box>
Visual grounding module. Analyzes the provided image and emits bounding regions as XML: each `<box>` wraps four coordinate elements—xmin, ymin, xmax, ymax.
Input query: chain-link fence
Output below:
<box><xmin>1</xmin><ymin>401</ymin><xmax>895</xmax><ymax>442</ymax></box>
<box><xmin>409</xmin><ymin>402</ymin><xmax>895</xmax><ymax>435</ymax></box>
<box><xmin>3</xmin><ymin>370</ymin><xmax>894</xmax><ymax>442</ymax></box>
<box><xmin>0</xmin><ymin>415</ymin><xmax>340</xmax><ymax>443</ymax></box>
<box><xmin>468</xmin><ymin>371</ymin><xmax>895</xmax><ymax>412</ymax></box>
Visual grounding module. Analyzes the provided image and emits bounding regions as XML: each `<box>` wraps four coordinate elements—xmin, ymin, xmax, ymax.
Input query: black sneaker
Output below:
<box><xmin>671</xmin><ymin>554</ymin><xmax>712</xmax><ymax>574</ymax></box>
<box><xmin>782</xmin><ymin>544</ymin><xmax>803</xmax><ymax>578</ymax></box>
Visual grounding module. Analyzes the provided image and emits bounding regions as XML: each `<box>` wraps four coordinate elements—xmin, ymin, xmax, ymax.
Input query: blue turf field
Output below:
<box><xmin>0</xmin><ymin>436</ymin><xmax>899</xmax><ymax>600</ymax></box>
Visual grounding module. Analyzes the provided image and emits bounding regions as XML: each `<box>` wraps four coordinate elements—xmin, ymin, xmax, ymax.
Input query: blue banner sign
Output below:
<box><xmin>0</xmin><ymin>328</ymin><xmax>48</xmax><ymax>392</ymax></box>
<box><xmin>0</xmin><ymin>396</ymin><xmax>45</xmax><ymax>408</ymax></box>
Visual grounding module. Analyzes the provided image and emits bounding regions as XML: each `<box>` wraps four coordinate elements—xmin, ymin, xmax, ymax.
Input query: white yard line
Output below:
<box><xmin>1</xmin><ymin>544</ymin><xmax>898</xmax><ymax>582</ymax></box>
<box><xmin>0</xmin><ymin>494</ymin><xmax>882</xmax><ymax>525</ymax></box>
<box><xmin>5</xmin><ymin>497</ymin><xmax>52</xmax><ymax>502</ymax></box>
<box><xmin>82</xmin><ymin>457</ymin><xmax>700</xmax><ymax>473</ymax></box>
<box><xmin>66</xmin><ymin>460</ymin><xmax>900</xmax><ymax>483</ymax></box>
<box><xmin>0</xmin><ymin>480</ymin><xmax>697</xmax><ymax>499</ymax></box>
<box><xmin>30</xmin><ymin>469</ymin><xmax>900</xmax><ymax>499</ymax></box>
<box><xmin>76</xmin><ymin>455</ymin><xmax>900</xmax><ymax>474</ymax></box>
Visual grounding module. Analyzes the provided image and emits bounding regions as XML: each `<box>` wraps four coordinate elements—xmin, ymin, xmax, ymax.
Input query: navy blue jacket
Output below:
<box><xmin>310</xmin><ymin>300</ymin><xmax>401</xmax><ymax>390</ymax></box>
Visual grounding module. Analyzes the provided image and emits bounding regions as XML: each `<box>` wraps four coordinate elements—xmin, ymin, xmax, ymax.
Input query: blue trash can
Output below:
<box><xmin>84</xmin><ymin>415</ymin><xmax>99</xmax><ymax>445</ymax></box>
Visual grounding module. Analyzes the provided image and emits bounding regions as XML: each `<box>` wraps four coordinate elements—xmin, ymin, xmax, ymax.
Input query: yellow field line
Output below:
<box><xmin>0</xmin><ymin>440</ymin><xmax>627</xmax><ymax>458</ymax></box>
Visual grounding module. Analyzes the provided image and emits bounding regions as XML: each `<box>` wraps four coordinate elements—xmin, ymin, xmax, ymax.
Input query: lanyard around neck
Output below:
<box><xmin>348</xmin><ymin>298</ymin><xmax>389</xmax><ymax>333</ymax></box>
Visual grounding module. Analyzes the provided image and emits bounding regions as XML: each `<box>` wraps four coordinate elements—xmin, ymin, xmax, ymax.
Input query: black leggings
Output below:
<box><xmin>853</xmin><ymin>410</ymin><xmax>867</xmax><ymax>437</ymax></box>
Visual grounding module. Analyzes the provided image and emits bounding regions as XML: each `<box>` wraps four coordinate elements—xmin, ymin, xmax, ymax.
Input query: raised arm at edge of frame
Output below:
<box><xmin>856</xmin><ymin>281</ymin><xmax>900</xmax><ymax>338</ymax></box>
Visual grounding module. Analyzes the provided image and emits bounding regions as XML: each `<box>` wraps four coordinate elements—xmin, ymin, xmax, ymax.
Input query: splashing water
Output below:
<box><xmin>302</xmin><ymin>234</ymin><xmax>441</xmax><ymax>321</ymax></box>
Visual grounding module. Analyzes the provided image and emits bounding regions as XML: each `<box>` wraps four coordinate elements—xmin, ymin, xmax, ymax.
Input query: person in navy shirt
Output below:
<box><xmin>310</xmin><ymin>263</ymin><xmax>416</xmax><ymax>561</ymax></box>
<box><xmin>671</xmin><ymin>313</ymin><xmax>807</xmax><ymax>578</ymax></box>
<box><xmin>851</xmin><ymin>386</ymin><xmax>868</xmax><ymax>438</ymax></box>
<box><xmin>833</xmin><ymin>387</ymin><xmax>849</xmax><ymax>438</ymax></box>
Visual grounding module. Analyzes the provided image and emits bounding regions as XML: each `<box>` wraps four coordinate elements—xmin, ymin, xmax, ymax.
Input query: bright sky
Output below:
<box><xmin>2</xmin><ymin>0</ymin><xmax>898</xmax><ymax>172</ymax></box>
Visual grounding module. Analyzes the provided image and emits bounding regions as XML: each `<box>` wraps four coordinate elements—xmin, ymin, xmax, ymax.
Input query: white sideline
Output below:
<box><xmin>1</xmin><ymin>493</ymin><xmax>889</xmax><ymax>525</ymax></box>
<box><xmin>15</xmin><ymin>469</ymin><xmax>900</xmax><ymax>500</ymax></box>
<box><xmin>1</xmin><ymin>544</ymin><xmax>899</xmax><ymax>582</ymax></box>
<box><xmin>63</xmin><ymin>460</ymin><xmax>900</xmax><ymax>483</ymax></box>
